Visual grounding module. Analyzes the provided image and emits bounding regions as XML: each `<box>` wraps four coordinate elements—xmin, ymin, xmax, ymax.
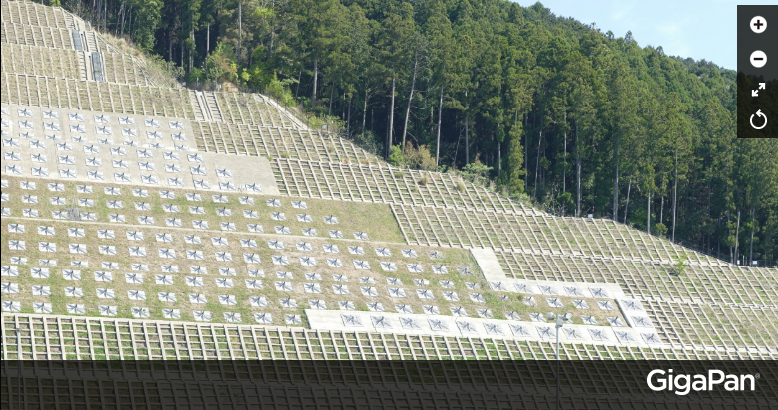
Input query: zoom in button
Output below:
<box><xmin>751</xmin><ymin>16</ymin><xmax>767</xmax><ymax>33</ymax></box>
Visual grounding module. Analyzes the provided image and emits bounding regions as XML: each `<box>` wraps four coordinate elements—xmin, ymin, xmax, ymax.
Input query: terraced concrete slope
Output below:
<box><xmin>2</xmin><ymin>0</ymin><xmax>776</xmax><ymax>368</ymax></box>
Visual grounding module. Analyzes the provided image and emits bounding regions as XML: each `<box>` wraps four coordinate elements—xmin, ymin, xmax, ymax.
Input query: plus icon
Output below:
<box><xmin>750</xmin><ymin>16</ymin><xmax>767</xmax><ymax>34</ymax></box>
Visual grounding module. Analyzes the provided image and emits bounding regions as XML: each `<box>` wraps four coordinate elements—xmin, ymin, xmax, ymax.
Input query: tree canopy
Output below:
<box><xmin>60</xmin><ymin>0</ymin><xmax>777</xmax><ymax>264</ymax></box>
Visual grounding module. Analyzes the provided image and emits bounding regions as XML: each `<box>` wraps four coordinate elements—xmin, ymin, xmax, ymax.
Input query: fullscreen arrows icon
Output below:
<box><xmin>752</xmin><ymin>83</ymin><xmax>767</xmax><ymax>97</ymax></box>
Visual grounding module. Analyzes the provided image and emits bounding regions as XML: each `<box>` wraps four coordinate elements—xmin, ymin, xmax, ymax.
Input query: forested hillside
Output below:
<box><xmin>57</xmin><ymin>0</ymin><xmax>777</xmax><ymax>264</ymax></box>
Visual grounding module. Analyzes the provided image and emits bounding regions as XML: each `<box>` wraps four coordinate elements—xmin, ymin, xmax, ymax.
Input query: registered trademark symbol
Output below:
<box><xmin>755</xmin><ymin>373</ymin><xmax>760</xmax><ymax>380</ymax></box>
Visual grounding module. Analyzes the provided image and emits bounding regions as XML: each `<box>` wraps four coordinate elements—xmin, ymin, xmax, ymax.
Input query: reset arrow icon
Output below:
<box><xmin>750</xmin><ymin>109</ymin><xmax>767</xmax><ymax>130</ymax></box>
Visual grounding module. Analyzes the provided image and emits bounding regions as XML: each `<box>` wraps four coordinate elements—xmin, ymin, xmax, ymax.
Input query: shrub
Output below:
<box><xmin>204</xmin><ymin>41</ymin><xmax>237</xmax><ymax>84</ymax></box>
<box><xmin>403</xmin><ymin>142</ymin><xmax>437</xmax><ymax>171</ymax></box>
<box><xmin>184</xmin><ymin>67</ymin><xmax>206</xmax><ymax>86</ymax></box>
<box><xmin>673</xmin><ymin>252</ymin><xmax>689</xmax><ymax>276</ymax></box>
<box><xmin>265</xmin><ymin>72</ymin><xmax>297</xmax><ymax>107</ymax></box>
<box><xmin>353</xmin><ymin>131</ymin><xmax>382</xmax><ymax>156</ymax></box>
<box><xmin>388</xmin><ymin>145</ymin><xmax>404</xmax><ymax>167</ymax></box>
<box><xmin>509</xmin><ymin>191</ymin><xmax>531</xmax><ymax>204</ymax></box>
<box><xmin>456</xmin><ymin>178</ymin><xmax>466</xmax><ymax>192</ymax></box>
<box><xmin>460</xmin><ymin>155</ymin><xmax>493</xmax><ymax>186</ymax></box>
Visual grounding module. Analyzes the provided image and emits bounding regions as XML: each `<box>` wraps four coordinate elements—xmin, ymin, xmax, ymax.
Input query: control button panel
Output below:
<box><xmin>738</xmin><ymin>5</ymin><xmax>777</xmax><ymax>138</ymax></box>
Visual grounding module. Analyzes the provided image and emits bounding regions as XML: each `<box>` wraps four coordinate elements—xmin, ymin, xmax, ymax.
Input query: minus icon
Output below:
<box><xmin>751</xmin><ymin>51</ymin><xmax>767</xmax><ymax>68</ymax></box>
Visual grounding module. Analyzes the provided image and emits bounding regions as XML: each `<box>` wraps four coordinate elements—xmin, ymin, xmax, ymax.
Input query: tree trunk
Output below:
<box><xmin>497</xmin><ymin>141</ymin><xmax>501</xmax><ymax>176</ymax></box>
<box><xmin>707</xmin><ymin>168</ymin><xmax>712</xmax><ymax>217</ymax></box>
<box><xmin>612</xmin><ymin>132</ymin><xmax>620</xmax><ymax>221</ymax></box>
<box><xmin>362</xmin><ymin>87</ymin><xmax>369</xmax><ymax>134</ymax></box>
<box><xmin>453</xmin><ymin>122</ymin><xmax>462</xmax><ymax>163</ymax></box>
<box><xmin>312</xmin><ymin>56</ymin><xmax>318</xmax><ymax>106</ymax></box>
<box><xmin>387</xmin><ymin>74</ymin><xmax>396</xmax><ymax>158</ymax></box>
<box><xmin>465</xmin><ymin>91</ymin><xmax>469</xmax><ymax>164</ymax></box>
<box><xmin>237</xmin><ymin>0</ymin><xmax>242</xmax><ymax>64</ymax></box>
<box><xmin>672</xmin><ymin>151</ymin><xmax>678</xmax><ymax>241</ymax></box>
<box><xmin>436</xmin><ymin>83</ymin><xmax>444</xmax><ymax>167</ymax></box>
<box><xmin>562</xmin><ymin>110</ymin><xmax>567</xmax><ymax>193</ymax></box>
<box><xmin>189</xmin><ymin>17</ymin><xmax>194</xmax><ymax>72</ymax></box>
<box><xmin>465</xmin><ymin>114</ymin><xmax>470</xmax><ymax>164</ymax></box>
<box><xmin>328</xmin><ymin>80</ymin><xmax>335</xmax><ymax>116</ymax></box>
<box><xmin>526</xmin><ymin>114</ymin><xmax>531</xmax><ymax>190</ymax></box>
<box><xmin>120</xmin><ymin>4</ymin><xmax>125</xmax><ymax>37</ymax></box>
<box><xmin>295</xmin><ymin>70</ymin><xmax>302</xmax><ymax>98</ymax></box>
<box><xmin>402</xmin><ymin>55</ymin><xmax>419</xmax><ymax>149</ymax></box>
<box><xmin>576</xmin><ymin>153</ymin><xmax>581</xmax><ymax>218</ymax></box>
<box><xmin>623</xmin><ymin>175</ymin><xmax>632</xmax><ymax>224</ymax></box>
<box><xmin>660</xmin><ymin>195</ymin><xmax>664</xmax><ymax>228</ymax></box>
<box><xmin>533</xmin><ymin>130</ymin><xmax>543</xmax><ymax>200</ymax></box>
<box><xmin>128</xmin><ymin>6</ymin><xmax>132</xmax><ymax>40</ymax></box>
<box><xmin>734</xmin><ymin>209</ymin><xmax>741</xmax><ymax>264</ymax></box>
<box><xmin>269</xmin><ymin>23</ymin><xmax>275</xmax><ymax>56</ymax></box>
<box><xmin>346</xmin><ymin>97</ymin><xmax>351</xmax><ymax>136</ymax></box>
<box><xmin>749</xmin><ymin>208</ymin><xmax>755</xmax><ymax>265</ymax></box>
<box><xmin>647</xmin><ymin>191</ymin><xmax>651</xmax><ymax>234</ymax></box>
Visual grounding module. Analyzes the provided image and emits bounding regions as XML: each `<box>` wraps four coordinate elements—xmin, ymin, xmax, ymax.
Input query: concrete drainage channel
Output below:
<box><xmin>91</xmin><ymin>51</ymin><xmax>105</xmax><ymax>82</ymax></box>
<box><xmin>71</xmin><ymin>28</ymin><xmax>105</xmax><ymax>82</ymax></box>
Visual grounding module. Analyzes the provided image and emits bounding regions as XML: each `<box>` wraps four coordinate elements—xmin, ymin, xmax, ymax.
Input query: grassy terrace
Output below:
<box><xmin>1</xmin><ymin>175</ymin><xmax>628</xmax><ymax>327</ymax></box>
<box><xmin>496</xmin><ymin>250</ymin><xmax>778</xmax><ymax>307</ymax></box>
<box><xmin>1</xmin><ymin>219</ymin><xmax>517</xmax><ymax>325</ymax></box>
<box><xmin>0</xmin><ymin>176</ymin><xmax>405</xmax><ymax>243</ymax></box>
<box><xmin>394</xmin><ymin>205</ymin><xmax>740</xmax><ymax>266</ymax></box>
<box><xmin>0</xmin><ymin>176</ymin><xmax>508</xmax><ymax>325</ymax></box>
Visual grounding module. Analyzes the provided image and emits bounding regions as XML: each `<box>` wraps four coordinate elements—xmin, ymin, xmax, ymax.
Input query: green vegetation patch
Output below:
<box><xmin>300</xmin><ymin>197</ymin><xmax>405</xmax><ymax>244</ymax></box>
